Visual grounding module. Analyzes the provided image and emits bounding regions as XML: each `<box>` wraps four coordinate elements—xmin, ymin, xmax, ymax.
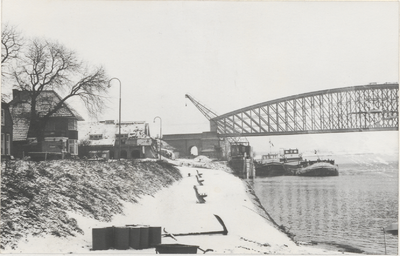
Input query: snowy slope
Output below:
<box><xmin>1</xmin><ymin>159</ymin><xmax>181</xmax><ymax>251</ymax></box>
<box><xmin>1</xmin><ymin>159</ymin><xmax>348</xmax><ymax>254</ymax></box>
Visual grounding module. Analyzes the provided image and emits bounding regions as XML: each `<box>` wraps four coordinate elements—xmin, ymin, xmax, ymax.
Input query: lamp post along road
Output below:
<box><xmin>109</xmin><ymin>78</ymin><xmax>122</xmax><ymax>160</ymax></box>
<box><xmin>153</xmin><ymin>116</ymin><xmax>162</xmax><ymax>160</ymax></box>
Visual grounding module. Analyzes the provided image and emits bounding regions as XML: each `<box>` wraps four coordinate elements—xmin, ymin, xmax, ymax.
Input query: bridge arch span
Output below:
<box><xmin>163</xmin><ymin>132</ymin><xmax>225</xmax><ymax>159</ymax></box>
<box><xmin>189</xmin><ymin>145</ymin><xmax>199</xmax><ymax>156</ymax></box>
<box><xmin>211</xmin><ymin>83</ymin><xmax>398</xmax><ymax>137</ymax></box>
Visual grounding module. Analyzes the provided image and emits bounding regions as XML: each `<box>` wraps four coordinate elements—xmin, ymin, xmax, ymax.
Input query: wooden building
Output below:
<box><xmin>9</xmin><ymin>89</ymin><xmax>84</xmax><ymax>160</ymax></box>
<box><xmin>78</xmin><ymin>120</ymin><xmax>157</xmax><ymax>159</ymax></box>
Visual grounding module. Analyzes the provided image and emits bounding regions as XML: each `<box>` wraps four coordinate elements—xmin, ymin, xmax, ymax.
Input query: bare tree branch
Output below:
<box><xmin>10</xmin><ymin>38</ymin><xmax>109</xmax><ymax>142</ymax></box>
<box><xmin>1</xmin><ymin>23</ymin><xmax>23</xmax><ymax>65</ymax></box>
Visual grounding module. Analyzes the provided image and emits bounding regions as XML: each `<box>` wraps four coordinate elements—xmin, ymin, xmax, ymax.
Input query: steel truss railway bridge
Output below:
<box><xmin>209</xmin><ymin>83</ymin><xmax>398</xmax><ymax>137</ymax></box>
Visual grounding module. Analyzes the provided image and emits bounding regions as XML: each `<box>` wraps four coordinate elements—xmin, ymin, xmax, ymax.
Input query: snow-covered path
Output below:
<box><xmin>9</xmin><ymin>164</ymin><xmax>348</xmax><ymax>254</ymax></box>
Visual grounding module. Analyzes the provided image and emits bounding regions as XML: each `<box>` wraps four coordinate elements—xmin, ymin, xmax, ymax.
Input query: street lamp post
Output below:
<box><xmin>109</xmin><ymin>78</ymin><xmax>122</xmax><ymax>160</ymax></box>
<box><xmin>153</xmin><ymin>116</ymin><xmax>162</xmax><ymax>160</ymax></box>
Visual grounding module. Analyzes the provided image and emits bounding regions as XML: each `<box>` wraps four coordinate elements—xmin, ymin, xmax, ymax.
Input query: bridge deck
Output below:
<box><xmin>211</xmin><ymin>83</ymin><xmax>398</xmax><ymax>137</ymax></box>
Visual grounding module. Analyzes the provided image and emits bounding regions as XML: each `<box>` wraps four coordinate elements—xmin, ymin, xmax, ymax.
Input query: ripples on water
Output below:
<box><xmin>252</xmin><ymin>161</ymin><xmax>398</xmax><ymax>254</ymax></box>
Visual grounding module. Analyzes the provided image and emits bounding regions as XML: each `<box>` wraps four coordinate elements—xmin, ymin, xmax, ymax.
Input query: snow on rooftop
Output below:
<box><xmin>78</xmin><ymin>121</ymin><xmax>151</xmax><ymax>145</ymax></box>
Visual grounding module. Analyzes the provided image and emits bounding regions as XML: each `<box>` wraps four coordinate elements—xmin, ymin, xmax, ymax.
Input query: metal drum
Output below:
<box><xmin>92</xmin><ymin>227</ymin><xmax>114</xmax><ymax>250</ymax></box>
<box><xmin>139</xmin><ymin>226</ymin><xmax>149</xmax><ymax>249</ymax></box>
<box><xmin>148</xmin><ymin>226</ymin><xmax>162</xmax><ymax>247</ymax></box>
<box><xmin>113</xmin><ymin>226</ymin><xmax>130</xmax><ymax>250</ymax></box>
<box><xmin>129</xmin><ymin>226</ymin><xmax>141</xmax><ymax>249</ymax></box>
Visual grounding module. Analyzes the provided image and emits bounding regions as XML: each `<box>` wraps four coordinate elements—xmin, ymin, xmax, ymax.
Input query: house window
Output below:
<box><xmin>1</xmin><ymin>109</ymin><xmax>4</xmax><ymax>126</ymax></box>
<box><xmin>5</xmin><ymin>134</ymin><xmax>10</xmax><ymax>155</ymax></box>
<box><xmin>89</xmin><ymin>134</ymin><xmax>103</xmax><ymax>140</ymax></box>
<box><xmin>68</xmin><ymin>119</ymin><xmax>77</xmax><ymax>130</ymax></box>
<box><xmin>1</xmin><ymin>133</ymin><xmax>4</xmax><ymax>154</ymax></box>
<box><xmin>68</xmin><ymin>139</ymin><xmax>78</xmax><ymax>155</ymax></box>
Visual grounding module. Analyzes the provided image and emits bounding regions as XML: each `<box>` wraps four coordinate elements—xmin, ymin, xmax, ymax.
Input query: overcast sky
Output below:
<box><xmin>2</xmin><ymin>0</ymin><xmax>398</xmax><ymax>155</ymax></box>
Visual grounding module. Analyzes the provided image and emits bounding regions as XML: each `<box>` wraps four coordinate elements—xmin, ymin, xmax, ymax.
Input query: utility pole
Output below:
<box><xmin>153</xmin><ymin>116</ymin><xmax>162</xmax><ymax>160</ymax></box>
<box><xmin>109</xmin><ymin>78</ymin><xmax>122</xmax><ymax>160</ymax></box>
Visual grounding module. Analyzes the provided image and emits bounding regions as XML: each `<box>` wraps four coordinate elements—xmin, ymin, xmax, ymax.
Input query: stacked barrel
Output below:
<box><xmin>92</xmin><ymin>225</ymin><xmax>161</xmax><ymax>250</ymax></box>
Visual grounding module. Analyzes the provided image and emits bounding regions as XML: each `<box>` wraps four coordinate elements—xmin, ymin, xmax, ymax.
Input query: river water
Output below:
<box><xmin>252</xmin><ymin>155</ymin><xmax>398</xmax><ymax>254</ymax></box>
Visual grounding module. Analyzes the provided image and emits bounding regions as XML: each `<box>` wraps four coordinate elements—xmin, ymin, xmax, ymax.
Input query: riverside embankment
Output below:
<box><xmin>1</xmin><ymin>158</ymin><xmax>351</xmax><ymax>254</ymax></box>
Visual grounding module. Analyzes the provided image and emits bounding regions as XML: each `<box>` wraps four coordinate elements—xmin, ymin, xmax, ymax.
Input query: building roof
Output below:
<box><xmin>10</xmin><ymin>90</ymin><xmax>84</xmax><ymax>121</ymax></box>
<box><xmin>10</xmin><ymin>90</ymin><xmax>85</xmax><ymax>121</ymax></box>
<box><xmin>79</xmin><ymin>120</ymin><xmax>152</xmax><ymax>146</ymax></box>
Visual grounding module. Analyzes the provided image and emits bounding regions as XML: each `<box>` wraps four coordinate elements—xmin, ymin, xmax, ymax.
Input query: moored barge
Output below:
<box><xmin>256</xmin><ymin>148</ymin><xmax>339</xmax><ymax>177</ymax></box>
<box><xmin>295</xmin><ymin>160</ymin><xmax>339</xmax><ymax>176</ymax></box>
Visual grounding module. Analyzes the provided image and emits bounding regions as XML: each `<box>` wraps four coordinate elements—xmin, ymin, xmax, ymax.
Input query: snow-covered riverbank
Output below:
<box><xmin>4</xmin><ymin>159</ymin><xmax>353</xmax><ymax>254</ymax></box>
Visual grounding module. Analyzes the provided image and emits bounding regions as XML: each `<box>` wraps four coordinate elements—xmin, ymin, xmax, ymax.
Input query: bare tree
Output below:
<box><xmin>11</xmin><ymin>38</ymin><xmax>109</xmax><ymax>143</ymax></box>
<box><xmin>2</xmin><ymin>23</ymin><xmax>24</xmax><ymax>101</ymax></box>
<box><xmin>1</xmin><ymin>23</ymin><xmax>23</xmax><ymax>65</ymax></box>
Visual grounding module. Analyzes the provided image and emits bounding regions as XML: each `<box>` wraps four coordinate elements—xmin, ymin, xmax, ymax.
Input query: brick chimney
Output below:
<box><xmin>12</xmin><ymin>89</ymin><xmax>30</xmax><ymax>102</ymax></box>
<box><xmin>12</xmin><ymin>89</ymin><xmax>20</xmax><ymax>100</ymax></box>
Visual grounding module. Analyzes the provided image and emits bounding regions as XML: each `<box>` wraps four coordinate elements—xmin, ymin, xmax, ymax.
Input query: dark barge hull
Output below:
<box><xmin>296</xmin><ymin>162</ymin><xmax>339</xmax><ymax>177</ymax></box>
<box><xmin>255</xmin><ymin>162</ymin><xmax>294</xmax><ymax>177</ymax></box>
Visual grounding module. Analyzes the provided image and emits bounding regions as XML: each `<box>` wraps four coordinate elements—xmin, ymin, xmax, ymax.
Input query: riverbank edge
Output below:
<box><xmin>241</xmin><ymin>180</ymin><xmax>297</xmax><ymax>242</ymax></box>
<box><xmin>242</xmin><ymin>179</ymin><xmax>366</xmax><ymax>254</ymax></box>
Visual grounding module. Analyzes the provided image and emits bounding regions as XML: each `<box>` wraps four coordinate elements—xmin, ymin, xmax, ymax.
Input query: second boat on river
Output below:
<box><xmin>255</xmin><ymin>148</ymin><xmax>339</xmax><ymax>177</ymax></box>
